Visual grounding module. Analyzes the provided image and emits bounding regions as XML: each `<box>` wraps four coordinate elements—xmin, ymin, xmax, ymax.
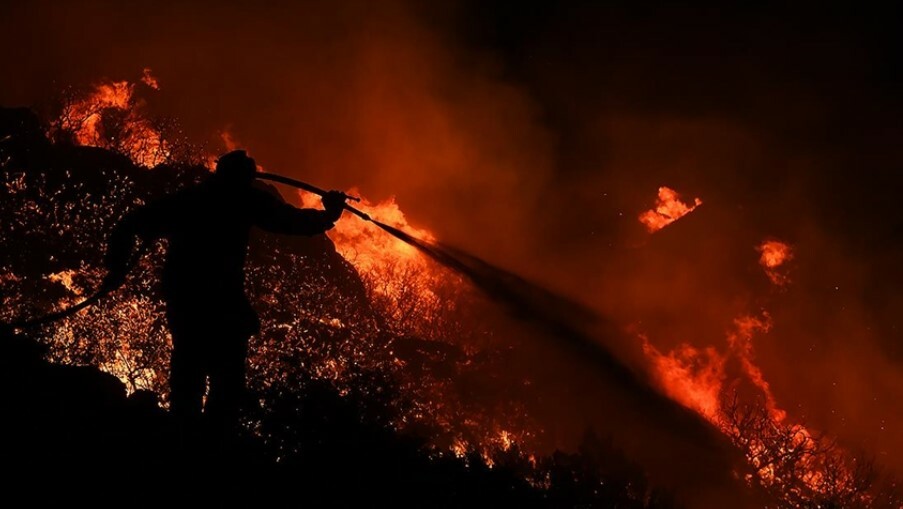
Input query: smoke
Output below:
<box><xmin>371</xmin><ymin>222</ymin><xmax>760</xmax><ymax>504</ymax></box>
<box><xmin>0</xmin><ymin>0</ymin><xmax>555</xmax><ymax>264</ymax></box>
<box><xmin>3</xmin><ymin>0</ymin><xmax>902</xmax><ymax>498</ymax></box>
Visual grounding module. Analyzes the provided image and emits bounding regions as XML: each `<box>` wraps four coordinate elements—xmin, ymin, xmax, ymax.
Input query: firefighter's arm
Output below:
<box><xmin>103</xmin><ymin>210</ymin><xmax>141</xmax><ymax>290</ymax></box>
<box><xmin>102</xmin><ymin>199</ymin><xmax>174</xmax><ymax>289</ymax></box>
<box><xmin>252</xmin><ymin>189</ymin><xmax>346</xmax><ymax>236</ymax></box>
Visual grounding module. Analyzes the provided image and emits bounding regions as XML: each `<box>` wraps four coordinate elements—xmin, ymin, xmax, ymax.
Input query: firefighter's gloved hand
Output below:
<box><xmin>322</xmin><ymin>190</ymin><xmax>347</xmax><ymax>221</ymax></box>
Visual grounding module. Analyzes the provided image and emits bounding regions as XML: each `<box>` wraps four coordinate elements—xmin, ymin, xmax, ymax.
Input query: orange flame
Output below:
<box><xmin>757</xmin><ymin>240</ymin><xmax>793</xmax><ymax>286</ymax></box>
<box><xmin>300</xmin><ymin>190</ymin><xmax>438</xmax><ymax>300</ymax></box>
<box><xmin>206</xmin><ymin>130</ymin><xmax>243</xmax><ymax>171</ymax></box>
<box><xmin>642</xmin><ymin>338</ymin><xmax>726</xmax><ymax>422</ymax></box>
<box><xmin>642</xmin><ymin>314</ymin><xmax>784</xmax><ymax>424</ymax></box>
<box><xmin>64</xmin><ymin>80</ymin><xmax>133</xmax><ymax>144</ymax></box>
<box><xmin>300</xmin><ymin>189</ymin><xmax>433</xmax><ymax>272</ymax></box>
<box><xmin>728</xmin><ymin>314</ymin><xmax>787</xmax><ymax>422</ymax></box>
<box><xmin>638</xmin><ymin>186</ymin><xmax>702</xmax><ymax>233</ymax></box>
<box><xmin>141</xmin><ymin>68</ymin><xmax>160</xmax><ymax>90</ymax></box>
<box><xmin>639</xmin><ymin>312</ymin><xmax>872</xmax><ymax>498</ymax></box>
<box><xmin>56</xmin><ymin>70</ymin><xmax>170</xmax><ymax>167</ymax></box>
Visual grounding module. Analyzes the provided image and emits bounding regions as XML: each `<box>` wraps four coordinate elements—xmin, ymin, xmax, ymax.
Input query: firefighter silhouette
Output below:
<box><xmin>104</xmin><ymin>150</ymin><xmax>346</xmax><ymax>427</ymax></box>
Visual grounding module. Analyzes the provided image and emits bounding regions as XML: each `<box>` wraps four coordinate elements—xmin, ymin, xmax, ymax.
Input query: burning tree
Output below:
<box><xmin>48</xmin><ymin>71</ymin><xmax>202</xmax><ymax>167</ymax></box>
<box><xmin>719</xmin><ymin>391</ymin><xmax>898</xmax><ymax>508</ymax></box>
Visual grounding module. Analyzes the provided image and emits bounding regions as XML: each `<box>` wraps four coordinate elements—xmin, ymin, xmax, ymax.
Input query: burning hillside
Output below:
<box><xmin>0</xmin><ymin>68</ymin><xmax>900</xmax><ymax>507</ymax></box>
<box><xmin>3</xmin><ymin>0</ymin><xmax>903</xmax><ymax>502</ymax></box>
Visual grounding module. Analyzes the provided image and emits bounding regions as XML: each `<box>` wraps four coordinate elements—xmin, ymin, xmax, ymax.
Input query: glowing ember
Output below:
<box><xmin>47</xmin><ymin>269</ymin><xmax>84</xmax><ymax>298</ymax></box>
<box><xmin>638</xmin><ymin>186</ymin><xmax>702</xmax><ymax>232</ymax></box>
<box><xmin>757</xmin><ymin>240</ymin><xmax>793</xmax><ymax>286</ymax></box>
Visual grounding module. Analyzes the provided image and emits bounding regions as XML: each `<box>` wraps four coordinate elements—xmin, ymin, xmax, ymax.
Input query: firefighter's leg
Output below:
<box><xmin>169</xmin><ymin>335</ymin><xmax>206</xmax><ymax>419</ymax></box>
<box><xmin>205</xmin><ymin>333</ymin><xmax>249</xmax><ymax>429</ymax></box>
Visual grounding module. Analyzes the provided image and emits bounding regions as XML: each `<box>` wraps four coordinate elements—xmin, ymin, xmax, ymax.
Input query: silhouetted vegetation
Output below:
<box><xmin>0</xmin><ymin>321</ymin><xmax>684</xmax><ymax>507</ymax></box>
<box><xmin>719</xmin><ymin>391</ymin><xmax>901</xmax><ymax>508</ymax></box>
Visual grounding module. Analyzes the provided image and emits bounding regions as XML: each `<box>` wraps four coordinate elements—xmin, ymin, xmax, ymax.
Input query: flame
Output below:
<box><xmin>642</xmin><ymin>315</ymin><xmax>784</xmax><ymax>424</ymax></box>
<box><xmin>642</xmin><ymin>339</ymin><xmax>726</xmax><ymax>423</ymax></box>
<box><xmin>300</xmin><ymin>189</ymin><xmax>438</xmax><ymax>302</ymax></box>
<box><xmin>221</xmin><ymin>129</ymin><xmax>240</xmax><ymax>152</ymax></box>
<box><xmin>638</xmin><ymin>186</ymin><xmax>702</xmax><ymax>232</ymax></box>
<box><xmin>206</xmin><ymin>130</ymin><xmax>248</xmax><ymax>171</ymax></box>
<box><xmin>141</xmin><ymin>68</ymin><xmax>160</xmax><ymax>90</ymax></box>
<box><xmin>55</xmin><ymin>70</ymin><xmax>171</xmax><ymax>167</ymax></box>
<box><xmin>640</xmin><ymin>312</ymin><xmax>875</xmax><ymax>501</ymax></box>
<box><xmin>728</xmin><ymin>314</ymin><xmax>787</xmax><ymax>422</ymax></box>
<box><xmin>757</xmin><ymin>240</ymin><xmax>793</xmax><ymax>286</ymax></box>
<box><xmin>62</xmin><ymin>80</ymin><xmax>132</xmax><ymax>142</ymax></box>
<box><xmin>47</xmin><ymin>269</ymin><xmax>84</xmax><ymax>298</ymax></box>
<box><xmin>451</xmin><ymin>438</ymin><xmax>468</xmax><ymax>458</ymax></box>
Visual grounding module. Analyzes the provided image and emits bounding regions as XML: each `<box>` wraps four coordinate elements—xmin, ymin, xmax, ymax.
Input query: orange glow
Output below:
<box><xmin>641</xmin><ymin>314</ymin><xmax>782</xmax><ymax>424</ymax></box>
<box><xmin>638</xmin><ymin>186</ymin><xmax>702</xmax><ymax>232</ymax></box>
<box><xmin>757</xmin><ymin>240</ymin><xmax>793</xmax><ymax>286</ymax></box>
<box><xmin>221</xmin><ymin>130</ymin><xmax>240</xmax><ymax>151</ymax></box>
<box><xmin>64</xmin><ymin>80</ymin><xmax>132</xmax><ymax>144</ymax></box>
<box><xmin>728</xmin><ymin>314</ymin><xmax>787</xmax><ymax>422</ymax></box>
<box><xmin>47</xmin><ymin>269</ymin><xmax>84</xmax><ymax>298</ymax></box>
<box><xmin>639</xmin><ymin>312</ymin><xmax>871</xmax><ymax>498</ymax></box>
<box><xmin>56</xmin><ymin>71</ymin><xmax>170</xmax><ymax>167</ymax></box>
<box><xmin>642</xmin><ymin>338</ymin><xmax>726</xmax><ymax>423</ymax></box>
<box><xmin>300</xmin><ymin>189</ymin><xmax>438</xmax><ymax>302</ymax></box>
<box><xmin>206</xmin><ymin>130</ymin><xmax>243</xmax><ymax>171</ymax></box>
<box><xmin>141</xmin><ymin>67</ymin><xmax>160</xmax><ymax>90</ymax></box>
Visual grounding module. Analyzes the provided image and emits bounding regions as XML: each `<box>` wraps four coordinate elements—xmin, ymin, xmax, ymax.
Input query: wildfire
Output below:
<box><xmin>300</xmin><ymin>189</ymin><xmax>439</xmax><ymax>299</ymax></box>
<box><xmin>640</xmin><ymin>316</ymin><xmax>778</xmax><ymax>426</ymax></box>
<box><xmin>642</xmin><ymin>339</ymin><xmax>726</xmax><ymax>422</ymax></box>
<box><xmin>54</xmin><ymin>69</ymin><xmax>171</xmax><ymax>167</ymax></box>
<box><xmin>206</xmin><ymin>130</ymin><xmax>243</xmax><ymax>171</ymax></box>
<box><xmin>638</xmin><ymin>186</ymin><xmax>702</xmax><ymax>233</ymax></box>
<box><xmin>728</xmin><ymin>314</ymin><xmax>786</xmax><ymax>422</ymax></box>
<box><xmin>47</xmin><ymin>269</ymin><xmax>84</xmax><ymax>298</ymax></box>
<box><xmin>140</xmin><ymin>67</ymin><xmax>160</xmax><ymax>90</ymax></box>
<box><xmin>640</xmin><ymin>311</ymin><xmax>875</xmax><ymax>503</ymax></box>
<box><xmin>757</xmin><ymin>239</ymin><xmax>793</xmax><ymax>286</ymax></box>
<box><xmin>2</xmin><ymin>75</ymin><xmax>891</xmax><ymax>506</ymax></box>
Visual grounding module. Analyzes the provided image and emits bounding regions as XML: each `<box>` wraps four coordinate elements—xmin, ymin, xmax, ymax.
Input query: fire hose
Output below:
<box><xmin>255</xmin><ymin>172</ymin><xmax>373</xmax><ymax>222</ymax></box>
<box><xmin>2</xmin><ymin>173</ymin><xmax>379</xmax><ymax>331</ymax></box>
